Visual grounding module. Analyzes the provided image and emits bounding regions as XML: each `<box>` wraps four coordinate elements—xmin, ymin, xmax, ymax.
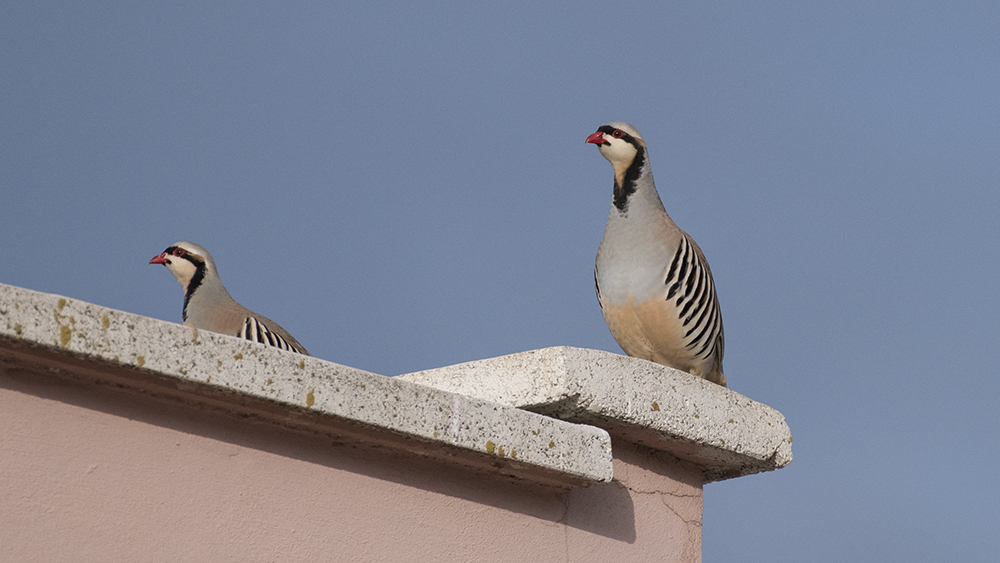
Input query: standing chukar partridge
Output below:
<box><xmin>150</xmin><ymin>241</ymin><xmax>310</xmax><ymax>355</ymax></box>
<box><xmin>586</xmin><ymin>122</ymin><xmax>725</xmax><ymax>386</ymax></box>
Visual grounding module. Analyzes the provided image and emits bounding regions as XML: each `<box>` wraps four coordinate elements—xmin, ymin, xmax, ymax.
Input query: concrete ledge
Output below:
<box><xmin>398</xmin><ymin>346</ymin><xmax>792</xmax><ymax>482</ymax></box>
<box><xmin>0</xmin><ymin>283</ymin><xmax>613</xmax><ymax>487</ymax></box>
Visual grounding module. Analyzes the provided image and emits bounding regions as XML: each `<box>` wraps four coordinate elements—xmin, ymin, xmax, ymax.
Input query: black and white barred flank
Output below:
<box><xmin>664</xmin><ymin>234</ymin><xmax>724</xmax><ymax>361</ymax></box>
<box><xmin>237</xmin><ymin>316</ymin><xmax>305</xmax><ymax>354</ymax></box>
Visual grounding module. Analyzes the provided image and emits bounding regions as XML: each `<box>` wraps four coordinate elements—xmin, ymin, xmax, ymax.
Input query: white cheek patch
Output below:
<box><xmin>599</xmin><ymin>139</ymin><xmax>639</xmax><ymax>183</ymax></box>
<box><xmin>167</xmin><ymin>258</ymin><xmax>198</xmax><ymax>288</ymax></box>
<box><xmin>600</xmin><ymin>139</ymin><xmax>637</xmax><ymax>162</ymax></box>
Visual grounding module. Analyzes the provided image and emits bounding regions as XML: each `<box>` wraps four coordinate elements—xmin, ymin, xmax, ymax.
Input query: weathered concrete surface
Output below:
<box><xmin>399</xmin><ymin>346</ymin><xmax>792</xmax><ymax>482</ymax></box>
<box><xmin>0</xmin><ymin>283</ymin><xmax>613</xmax><ymax>486</ymax></box>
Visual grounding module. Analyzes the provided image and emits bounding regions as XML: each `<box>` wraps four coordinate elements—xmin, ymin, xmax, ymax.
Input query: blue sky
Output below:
<box><xmin>3</xmin><ymin>2</ymin><xmax>999</xmax><ymax>560</ymax></box>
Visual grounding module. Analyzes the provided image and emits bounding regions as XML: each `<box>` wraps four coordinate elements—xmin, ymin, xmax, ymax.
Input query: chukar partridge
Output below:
<box><xmin>586</xmin><ymin>122</ymin><xmax>726</xmax><ymax>386</ymax></box>
<box><xmin>150</xmin><ymin>241</ymin><xmax>310</xmax><ymax>355</ymax></box>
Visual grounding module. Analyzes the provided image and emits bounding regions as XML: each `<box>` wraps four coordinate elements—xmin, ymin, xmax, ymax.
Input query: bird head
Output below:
<box><xmin>149</xmin><ymin>241</ymin><xmax>213</xmax><ymax>291</ymax></box>
<box><xmin>586</xmin><ymin>121</ymin><xmax>647</xmax><ymax>187</ymax></box>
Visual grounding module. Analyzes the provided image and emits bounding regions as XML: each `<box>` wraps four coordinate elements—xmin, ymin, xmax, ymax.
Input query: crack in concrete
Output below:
<box><xmin>559</xmin><ymin>493</ymin><xmax>571</xmax><ymax>563</ymax></box>
<box><xmin>624</xmin><ymin>485</ymin><xmax>700</xmax><ymax>499</ymax></box>
<box><xmin>659</xmin><ymin>494</ymin><xmax>703</xmax><ymax>528</ymax></box>
<box><xmin>624</xmin><ymin>484</ymin><xmax>703</xmax><ymax>528</ymax></box>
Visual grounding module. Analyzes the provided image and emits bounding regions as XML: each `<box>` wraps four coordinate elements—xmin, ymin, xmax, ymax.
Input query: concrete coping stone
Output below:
<box><xmin>398</xmin><ymin>346</ymin><xmax>793</xmax><ymax>482</ymax></box>
<box><xmin>0</xmin><ymin>283</ymin><xmax>613</xmax><ymax>487</ymax></box>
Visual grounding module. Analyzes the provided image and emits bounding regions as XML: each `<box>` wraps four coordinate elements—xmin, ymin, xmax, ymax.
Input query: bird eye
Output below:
<box><xmin>172</xmin><ymin>248</ymin><xmax>186</xmax><ymax>257</ymax></box>
<box><xmin>612</xmin><ymin>129</ymin><xmax>625</xmax><ymax>139</ymax></box>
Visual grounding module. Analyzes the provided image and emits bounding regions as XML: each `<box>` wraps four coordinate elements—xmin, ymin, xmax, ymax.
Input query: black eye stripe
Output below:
<box><xmin>597</xmin><ymin>125</ymin><xmax>634</xmax><ymax>144</ymax></box>
<box><xmin>163</xmin><ymin>245</ymin><xmax>193</xmax><ymax>259</ymax></box>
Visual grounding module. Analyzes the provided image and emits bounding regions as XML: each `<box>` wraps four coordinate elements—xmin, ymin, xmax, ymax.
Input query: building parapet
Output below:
<box><xmin>399</xmin><ymin>346</ymin><xmax>792</xmax><ymax>482</ymax></box>
<box><xmin>0</xmin><ymin>283</ymin><xmax>613</xmax><ymax>488</ymax></box>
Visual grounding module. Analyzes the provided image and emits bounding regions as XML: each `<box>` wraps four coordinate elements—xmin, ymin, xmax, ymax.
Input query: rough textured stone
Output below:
<box><xmin>398</xmin><ymin>346</ymin><xmax>793</xmax><ymax>482</ymax></box>
<box><xmin>0</xmin><ymin>283</ymin><xmax>613</xmax><ymax>486</ymax></box>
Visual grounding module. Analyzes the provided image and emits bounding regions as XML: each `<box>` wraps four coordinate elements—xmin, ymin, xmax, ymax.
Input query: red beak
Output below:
<box><xmin>149</xmin><ymin>253</ymin><xmax>169</xmax><ymax>265</ymax></box>
<box><xmin>585</xmin><ymin>131</ymin><xmax>609</xmax><ymax>145</ymax></box>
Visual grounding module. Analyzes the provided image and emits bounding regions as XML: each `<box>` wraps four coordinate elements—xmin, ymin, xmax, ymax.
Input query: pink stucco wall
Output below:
<box><xmin>1</xmin><ymin>366</ymin><xmax>702</xmax><ymax>562</ymax></box>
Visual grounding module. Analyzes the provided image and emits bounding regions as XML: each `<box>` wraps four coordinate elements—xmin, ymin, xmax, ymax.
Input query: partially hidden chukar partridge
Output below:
<box><xmin>150</xmin><ymin>241</ymin><xmax>310</xmax><ymax>355</ymax></box>
<box><xmin>586</xmin><ymin>122</ymin><xmax>726</xmax><ymax>386</ymax></box>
